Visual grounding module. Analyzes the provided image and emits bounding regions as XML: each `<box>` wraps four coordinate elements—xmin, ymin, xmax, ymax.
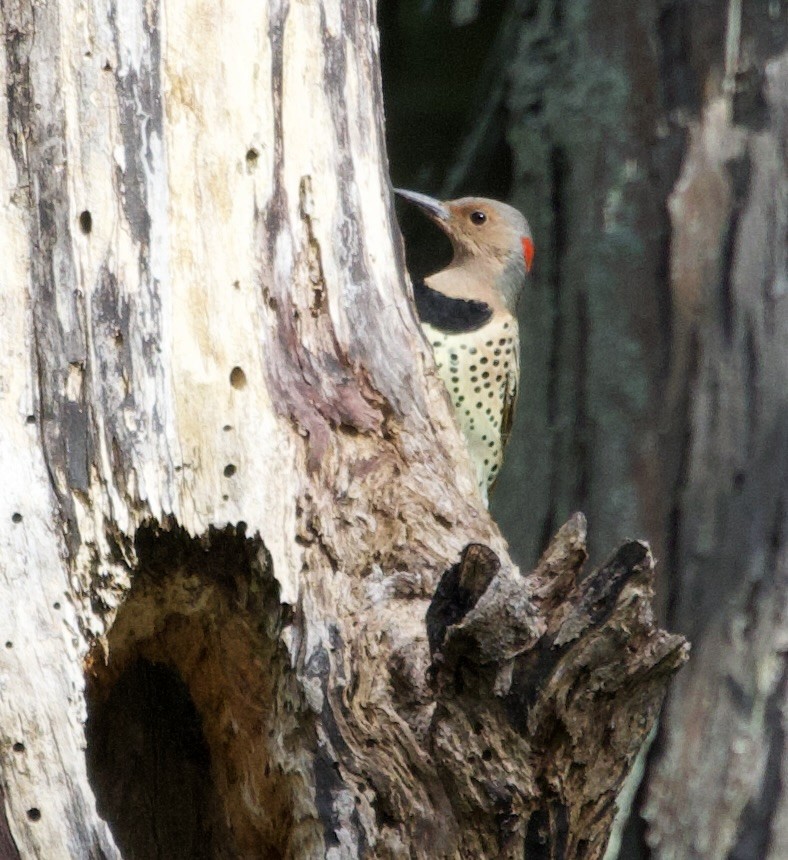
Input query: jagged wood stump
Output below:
<box><xmin>427</xmin><ymin>518</ymin><xmax>686</xmax><ymax>857</ymax></box>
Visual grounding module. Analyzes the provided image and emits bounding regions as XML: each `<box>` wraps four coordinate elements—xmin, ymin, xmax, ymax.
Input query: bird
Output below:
<box><xmin>395</xmin><ymin>188</ymin><xmax>534</xmax><ymax>505</ymax></box>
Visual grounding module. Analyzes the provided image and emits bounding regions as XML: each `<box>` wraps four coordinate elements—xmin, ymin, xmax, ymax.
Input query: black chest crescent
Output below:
<box><xmin>413</xmin><ymin>280</ymin><xmax>493</xmax><ymax>334</ymax></box>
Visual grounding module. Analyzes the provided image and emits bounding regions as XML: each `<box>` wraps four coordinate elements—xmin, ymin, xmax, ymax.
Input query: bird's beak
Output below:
<box><xmin>394</xmin><ymin>188</ymin><xmax>450</xmax><ymax>222</ymax></box>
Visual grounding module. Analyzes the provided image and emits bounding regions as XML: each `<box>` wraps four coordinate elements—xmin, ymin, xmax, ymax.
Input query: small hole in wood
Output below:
<box><xmin>79</xmin><ymin>210</ymin><xmax>93</xmax><ymax>234</ymax></box>
<box><xmin>26</xmin><ymin>415</ymin><xmax>35</xmax><ymax>424</ymax></box>
<box><xmin>246</xmin><ymin>148</ymin><xmax>259</xmax><ymax>168</ymax></box>
<box><xmin>27</xmin><ymin>808</ymin><xmax>41</xmax><ymax>822</ymax></box>
<box><xmin>13</xmin><ymin>743</ymin><xmax>25</xmax><ymax>753</ymax></box>
<box><xmin>230</xmin><ymin>367</ymin><xmax>247</xmax><ymax>389</ymax></box>
<box><xmin>5</xmin><ymin>641</ymin><xmax>12</xmax><ymax>649</ymax></box>
<box><xmin>102</xmin><ymin>60</ymin><xmax>112</xmax><ymax>72</ymax></box>
<box><xmin>53</xmin><ymin>602</ymin><xmax>61</xmax><ymax>610</ymax></box>
<box><xmin>224</xmin><ymin>465</ymin><xmax>237</xmax><ymax>478</ymax></box>
<box><xmin>223</xmin><ymin>424</ymin><xmax>233</xmax><ymax>432</ymax></box>
<box><xmin>482</xmin><ymin>748</ymin><xmax>492</xmax><ymax>762</ymax></box>
<box><xmin>11</xmin><ymin>512</ymin><xmax>22</xmax><ymax>523</ymax></box>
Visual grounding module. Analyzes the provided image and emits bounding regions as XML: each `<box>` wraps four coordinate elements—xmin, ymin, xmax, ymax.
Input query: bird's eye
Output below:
<box><xmin>470</xmin><ymin>210</ymin><xmax>487</xmax><ymax>225</ymax></box>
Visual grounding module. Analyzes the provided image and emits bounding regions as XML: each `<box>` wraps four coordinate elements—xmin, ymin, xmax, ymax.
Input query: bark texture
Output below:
<box><xmin>642</xmin><ymin>28</ymin><xmax>788</xmax><ymax>860</ymax></box>
<box><xmin>382</xmin><ymin>1</ymin><xmax>788</xmax><ymax>857</ymax></box>
<box><xmin>0</xmin><ymin>0</ymin><xmax>683</xmax><ymax>858</ymax></box>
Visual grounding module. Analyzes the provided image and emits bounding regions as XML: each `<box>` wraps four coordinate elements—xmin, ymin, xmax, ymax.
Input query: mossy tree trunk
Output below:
<box><xmin>0</xmin><ymin>1</ymin><xmax>684</xmax><ymax>858</ymax></box>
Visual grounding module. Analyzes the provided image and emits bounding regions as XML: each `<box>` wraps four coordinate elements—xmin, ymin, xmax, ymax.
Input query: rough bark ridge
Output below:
<box><xmin>427</xmin><ymin>519</ymin><xmax>686</xmax><ymax>858</ymax></box>
<box><xmin>0</xmin><ymin>1</ymin><xmax>684</xmax><ymax>857</ymax></box>
<box><xmin>643</xmin><ymin>33</ymin><xmax>788</xmax><ymax>860</ymax></box>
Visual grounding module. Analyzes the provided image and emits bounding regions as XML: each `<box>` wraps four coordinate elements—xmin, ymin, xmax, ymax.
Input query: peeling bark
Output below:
<box><xmin>0</xmin><ymin>1</ymin><xmax>683</xmax><ymax>857</ymax></box>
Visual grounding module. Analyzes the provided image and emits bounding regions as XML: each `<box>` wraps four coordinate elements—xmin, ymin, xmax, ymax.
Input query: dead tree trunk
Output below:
<box><xmin>0</xmin><ymin>1</ymin><xmax>685</xmax><ymax>857</ymax></box>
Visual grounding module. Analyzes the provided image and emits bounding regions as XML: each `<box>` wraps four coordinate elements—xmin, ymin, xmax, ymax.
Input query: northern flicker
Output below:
<box><xmin>395</xmin><ymin>188</ymin><xmax>534</xmax><ymax>503</ymax></box>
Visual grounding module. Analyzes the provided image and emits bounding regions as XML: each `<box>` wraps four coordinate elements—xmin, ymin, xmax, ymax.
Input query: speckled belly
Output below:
<box><xmin>423</xmin><ymin>314</ymin><xmax>519</xmax><ymax>500</ymax></box>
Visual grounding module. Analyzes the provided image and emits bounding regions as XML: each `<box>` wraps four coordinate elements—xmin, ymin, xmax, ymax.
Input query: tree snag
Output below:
<box><xmin>0</xmin><ymin>1</ymin><xmax>686</xmax><ymax>857</ymax></box>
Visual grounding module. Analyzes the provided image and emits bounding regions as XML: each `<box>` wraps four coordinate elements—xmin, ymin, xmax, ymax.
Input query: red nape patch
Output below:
<box><xmin>521</xmin><ymin>237</ymin><xmax>535</xmax><ymax>272</ymax></box>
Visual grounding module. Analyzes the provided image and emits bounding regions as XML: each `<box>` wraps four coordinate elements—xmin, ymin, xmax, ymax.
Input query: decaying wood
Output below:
<box><xmin>427</xmin><ymin>517</ymin><xmax>686</xmax><ymax>858</ymax></box>
<box><xmin>0</xmin><ymin>0</ymin><xmax>685</xmax><ymax>857</ymax></box>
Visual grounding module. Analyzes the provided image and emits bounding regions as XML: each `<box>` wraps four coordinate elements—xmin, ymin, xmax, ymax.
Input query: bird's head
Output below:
<box><xmin>395</xmin><ymin>188</ymin><xmax>534</xmax><ymax>312</ymax></box>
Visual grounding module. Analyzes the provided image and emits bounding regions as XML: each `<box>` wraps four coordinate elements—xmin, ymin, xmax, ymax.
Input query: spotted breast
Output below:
<box><xmin>415</xmin><ymin>280</ymin><xmax>519</xmax><ymax>503</ymax></box>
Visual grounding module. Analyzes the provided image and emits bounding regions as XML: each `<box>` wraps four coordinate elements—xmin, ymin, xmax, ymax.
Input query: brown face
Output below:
<box><xmin>393</xmin><ymin>189</ymin><xmax>534</xmax><ymax>277</ymax></box>
<box><xmin>445</xmin><ymin>199</ymin><xmax>534</xmax><ymax>272</ymax></box>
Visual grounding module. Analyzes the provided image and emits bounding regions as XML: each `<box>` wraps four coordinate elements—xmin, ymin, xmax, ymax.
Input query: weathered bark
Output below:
<box><xmin>384</xmin><ymin>2</ymin><xmax>788</xmax><ymax>857</ymax></box>
<box><xmin>427</xmin><ymin>519</ymin><xmax>685</xmax><ymax>858</ymax></box>
<box><xmin>642</xmin><ymin>24</ymin><xmax>788</xmax><ymax>860</ymax></box>
<box><xmin>0</xmin><ymin>1</ymin><xmax>684</xmax><ymax>857</ymax></box>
